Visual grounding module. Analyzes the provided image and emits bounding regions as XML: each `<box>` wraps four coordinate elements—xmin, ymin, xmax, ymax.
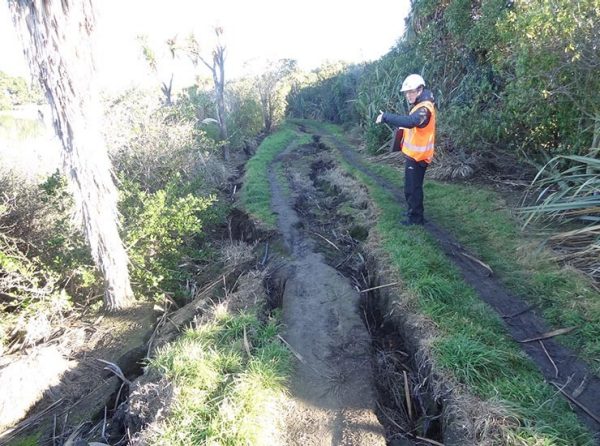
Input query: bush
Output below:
<box><xmin>103</xmin><ymin>88</ymin><xmax>228</xmax><ymax>300</ymax></box>
<box><xmin>105</xmin><ymin>89</ymin><xmax>228</xmax><ymax>193</ymax></box>
<box><xmin>0</xmin><ymin>169</ymin><xmax>97</xmax><ymax>354</ymax></box>
<box><xmin>120</xmin><ymin>178</ymin><xmax>217</xmax><ymax>298</ymax></box>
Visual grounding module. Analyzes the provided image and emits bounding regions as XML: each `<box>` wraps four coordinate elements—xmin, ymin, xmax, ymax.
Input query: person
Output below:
<box><xmin>376</xmin><ymin>74</ymin><xmax>436</xmax><ymax>226</ymax></box>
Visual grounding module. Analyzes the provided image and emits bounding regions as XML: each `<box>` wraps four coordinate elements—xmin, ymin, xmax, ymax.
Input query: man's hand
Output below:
<box><xmin>375</xmin><ymin>110</ymin><xmax>384</xmax><ymax>124</ymax></box>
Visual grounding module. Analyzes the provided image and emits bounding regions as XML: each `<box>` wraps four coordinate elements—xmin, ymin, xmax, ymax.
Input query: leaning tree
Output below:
<box><xmin>186</xmin><ymin>27</ymin><xmax>229</xmax><ymax>160</ymax></box>
<box><xmin>8</xmin><ymin>0</ymin><xmax>134</xmax><ymax>310</ymax></box>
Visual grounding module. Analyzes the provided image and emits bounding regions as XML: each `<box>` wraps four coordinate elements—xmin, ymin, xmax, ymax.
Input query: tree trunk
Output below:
<box><xmin>9</xmin><ymin>0</ymin><xmax>134</xmax><ymax>310</ymax></box>
<box><xmin>213</xmin><ymin>43</ymin><xmax>229</xmax><ymax>161</ymax></box>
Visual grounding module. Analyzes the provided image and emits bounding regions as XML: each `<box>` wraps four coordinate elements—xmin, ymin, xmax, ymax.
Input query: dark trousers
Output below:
<box><xmin>404</xmin><ymin>156</ymin><xmax>428</xmax><ymax>224</ymax></box>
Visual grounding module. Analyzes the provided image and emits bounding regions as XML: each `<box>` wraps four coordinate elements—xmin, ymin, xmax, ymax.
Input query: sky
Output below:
<box><xmin>1</xmin><ymin>0</ymin><xmax>411</xmax><ymax>92</ymax></box>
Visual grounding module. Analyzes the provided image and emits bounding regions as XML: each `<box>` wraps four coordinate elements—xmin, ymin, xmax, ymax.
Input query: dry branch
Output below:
<box><xmin>460</xmin><ymin>252</ymin><xmax>493</xmax><ymax>276</ymax></box>
<box><xmin>539</xmin><ymin>341</ymin><xmax>559</xmax><ymax>378</ymax></box>
<box><xmin>403</xmin><ymin>371</ymin><xmax>413</xmax><ymax>421</ymax></box>
<box><xmin>550</xmin><ymin>382</ymin><xmax>600</xmax><ymax>424</ymax></box>
<box><xmin>359</xmin><ymin>282</ymin><xmax>399</xmax><ymax>293</ymax></box>
<box><xmin>311</xmin><ymin>231</ymin><xmax>340</xmax><ymax>251</ymax></box>
<box><xmin>518</xmin><ymin>326</ymin><xmax>576</xmax><ymax>343</ymax></box>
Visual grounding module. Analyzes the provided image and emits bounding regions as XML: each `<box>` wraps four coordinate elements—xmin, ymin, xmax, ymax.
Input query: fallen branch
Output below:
<box><xmin>243</xmin><ymin>326</ymin><xmax>252</xmax><ymax>357</ymax></box>
<box><xmin>518</xmin><ymin>327</ymin><xmax>576</xmax><ymax>343</ymax></box>
<box><xmin>572</xmin><ymin>375</ymin><xmax>589</xmax><ymax>399</ymax></box>
<box><xmin>0</xmin><ymin>399</ymin><xmax>64</xmax><ymax>443</ymax></box>
<box><xmin>311</xmin><ymin>231</ymin><xmax>340</xmax><ymax>251</ymax></box>
<box><xmin>96</xmin><ymin>359</ymin><xmax>132</xmax><ymax>385</ymax></box>
<box><xmin>359</xmin><ymin>282</ymin><xmax>399</xmax><ymax>293</ymax></box>
<box><xmin>502</xmin><ymin>304</ymin><xmax>538</xmax><ymax>319</ymax></box>
<box><xmin>551</xmin><ymin>381</ymin><xmax>600</xmax><ymax>424</ymax></box>
<box><xmin>539</xmin><ymin>340</ymin><xmax>559</xmax><ymax>378</ymax></box>
<box><xmin>415</xmin><ymin>435</ymin><xmax>445</xmax><ymax>446</ymax></box>
<box><xmin>375</xmin><ymin>400</ymin><xmax>404</xmax><ymax>431</ymax></box>
<box><xmin>375</xmin><ymin>401</ymin><xmax>444</xmax><ymax>446</ymax></box>
<box><xmin>460</xmin><ymin>252</ymin><xmax>493</xmax><ymax>276</ymax></box>
<box><xmin>403</xmin><ymin>371</ymin><xmax>413</xmax><ymax>421</ymax></box>
<box><xmin>277</xmin><ymin>334</ymin><xmax>305</xmax><ymax>363</ymax></box>
<box><xmin>261</xmin><ymin>241</ymin><xmax>269</xmax><ymax>265</ymax></box>
<box><xmin>335</xmin><ymin>252</ymin><xmax>353</xmax><ymax>269</ymax></box>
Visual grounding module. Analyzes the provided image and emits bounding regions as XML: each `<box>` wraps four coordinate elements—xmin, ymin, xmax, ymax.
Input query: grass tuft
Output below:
<box><xmin>144</xmin><ymin>309</ymin><xmax>291</xmax><ymax>445</ymax></box>
<box><xmin>241</xmin><ymin>123</ymin><xmax>311</xmax><ymax>226</ymax></box>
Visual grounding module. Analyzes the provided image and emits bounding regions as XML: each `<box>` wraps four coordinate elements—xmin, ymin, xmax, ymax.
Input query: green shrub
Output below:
<box><xmin>0</xmin><ymin>170</ymin><xmax>91</xmax><ymax>352</ymax></box>
<box><xmin>120</xmin><ymin>177</ymin><xmax>217</xmax><ymax>298</ymax></box>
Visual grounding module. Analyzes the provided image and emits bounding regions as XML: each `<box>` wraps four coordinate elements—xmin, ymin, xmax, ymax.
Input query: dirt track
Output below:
<box><xmin>269</xmin><ymin>143</ymin><xmax>386</xmax><ymax>445</ymax></box>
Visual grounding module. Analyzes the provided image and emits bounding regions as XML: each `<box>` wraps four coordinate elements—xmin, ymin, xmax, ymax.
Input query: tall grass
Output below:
<box><xmin>520</xmin><ymin>153</ymin><xmax>600</xmax><ymax>282</ymax></box>
<box><xmin>347</xmin><ymin>162</ymin><xmax>591</xmax><ymax>443</ymax></box>
<box><xmin>336</xmin><ymin>151</ymin><xmax>600</xmax><ymax>376</ymax></box>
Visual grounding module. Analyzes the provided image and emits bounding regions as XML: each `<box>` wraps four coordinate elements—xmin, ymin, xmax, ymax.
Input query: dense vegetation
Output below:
<box><xmin>0</xmin><ymin>51</ymin><xmax>296</xmax><ymax>351</ymax></box>
<box><xmin>0</xmin><ymin>71</ymin><xmax>42</xmax><ymax>110</ymax></box>
<box><xmin>288</xmin><ymin>0</ymin><xmax>599</xmax><ymax>159</ymax></box>
<box><xmin>0</xmin><ymin>88</ymin><xmax>228</xmax><ymax>353</ymax></box>
<box><xmin>287</xmin><ymin>0</ymin><xmax>600</xmax><ymax>281</ymax></box>
<box><xmin>1</xmin><ymin>0</ymin><xmax>598</xmax><ymax>441</ymax></box>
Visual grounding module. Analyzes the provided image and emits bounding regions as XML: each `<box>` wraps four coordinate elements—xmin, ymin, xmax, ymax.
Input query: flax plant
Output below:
<box><xmin>522</xmin><ymin>151</ymin><xmax>600</xmax><ymax>281</ymax></box>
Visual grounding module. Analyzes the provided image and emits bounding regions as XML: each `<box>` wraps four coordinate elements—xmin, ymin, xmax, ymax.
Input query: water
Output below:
<box><xmin>0</xmin><ymin>105</ymin><xmax>61</xmax><ymax>179</ymax></box>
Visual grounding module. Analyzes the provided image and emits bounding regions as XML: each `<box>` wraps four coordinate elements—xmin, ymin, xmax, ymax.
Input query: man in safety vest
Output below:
<box><xmin>376</xmin><ymin>74</ymin><xmax>436</xmax><ymax>226</ymax></box>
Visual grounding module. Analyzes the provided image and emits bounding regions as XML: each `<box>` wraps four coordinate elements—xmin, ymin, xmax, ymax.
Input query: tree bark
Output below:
<box><xmin>212</xmin><ymin>30</ymin><xmax>229</xmax><ymax>161</ymax></box>
<box><xmin>9</xmin><ymin>0</ymin><xmax>134</xmax><ymax>310</ymax></box>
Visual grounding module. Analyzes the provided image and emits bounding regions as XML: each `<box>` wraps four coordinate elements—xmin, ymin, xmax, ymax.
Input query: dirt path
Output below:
<box><xmin>269</xmin><ymin>144</ymin><xmax>386</xmax><ymax>445</ymax></box>
<box><xmin>306</xmin><ymin>125</ymin><xmax>600</xmax><ymax>436</ymax></box>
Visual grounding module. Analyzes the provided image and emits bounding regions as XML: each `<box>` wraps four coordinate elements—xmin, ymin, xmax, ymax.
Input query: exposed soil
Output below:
<box><xmin>0</xmin><ymin>303</ymin><xmax>157</xmax><ymax>446</ymax></box>
<box><xmin>5</xmin><ymin>122</ymin><xmax>599</xmax><ymax>445</ymax></box>
<box><xmin>268</xmin><ymin>142</ymin><xmax>386</xmax><ymax>445</ymax></box>
<box><xmin>263</xmin><ymin>134</ymin><xmax>487</xmax><ymax>445</ymax></box>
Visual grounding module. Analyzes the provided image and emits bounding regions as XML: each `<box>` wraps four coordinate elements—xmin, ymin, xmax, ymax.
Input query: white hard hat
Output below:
<box><xmin>401</xmin><ymin>74</ymin><xmax>426</xmax><ymax>92</ymax></box>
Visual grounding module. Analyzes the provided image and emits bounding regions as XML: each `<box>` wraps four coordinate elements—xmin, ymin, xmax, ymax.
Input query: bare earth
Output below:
<box><xmin>269</xmin><ymin>143</ymin><xmax>386</xmax><ymax>445</ymax></box>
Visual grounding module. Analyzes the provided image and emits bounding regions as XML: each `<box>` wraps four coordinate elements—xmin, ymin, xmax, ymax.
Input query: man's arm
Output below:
<box><xmin>382</xmin><ymin>106</ymin><xmax>430</xmax><ymax>129</ymax></box>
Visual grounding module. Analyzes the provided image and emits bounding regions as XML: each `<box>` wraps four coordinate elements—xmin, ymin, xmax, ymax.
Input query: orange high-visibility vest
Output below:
<box><xmin>401</xmin><ymin>101</ymin><xmax>436</xmax><ymax>164</ymax></box>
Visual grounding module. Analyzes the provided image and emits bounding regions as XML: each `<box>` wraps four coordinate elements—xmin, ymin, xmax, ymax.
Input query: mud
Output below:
<box><xmin>281</xmin><ymin>141</ymin><xmax>465</xmax><ymax>445</ymax></box>
<box><xmin>0</xmin><ymin>304</ymin><xmax>157</xmax><ymax>446</ymax></box>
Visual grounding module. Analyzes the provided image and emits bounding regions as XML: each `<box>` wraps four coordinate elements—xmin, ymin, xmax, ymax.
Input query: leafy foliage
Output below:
<box><xmin>225</xmin><ymin>79</ymin><xmax>264</xmax><ymax>150</ymax></box>
<box><xmin>0</xmin><ymin>170</ymin><xmax>96</xmax><ymax>354</ymax></box>
<box><xmin>120</xmin><ymin>177</ymin><xmax>217</xmax><ymax>298</ymax></box>
<box><xmin>521</xmin><ymin>153</ymin><xmax>600</xmax><ymax>281</ymax></box>
<box><xmin>0</xmin><ymin>71</ymin><xmax>43</xmax><ymax>110</ymax></box>
<box><xmin>287</xmin><ymin>61</ymin><xmax>361</xmax><ymax>124</ymax></box>
<box><xmin>104</xmin><ymin>88</ymin><xmax>227</xmax><ymax>300</ymax></box>
<box><xmin>286</xmin><ymin>0</ymin><xmax>600</xmax><ymax>271</ymax></box>
<box><xmin>287</xmin><ymin>0</ymin><xmax>599</xmax><ymax>160</ymax></box>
